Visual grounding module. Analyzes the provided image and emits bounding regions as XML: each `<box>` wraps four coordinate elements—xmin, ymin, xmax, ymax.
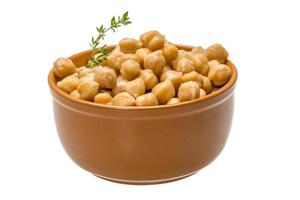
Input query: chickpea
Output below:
<box><xmin>112</xmin><ymin>76</ymin><xmax>128</xmax><ymax>96</ymax></box>
<box><xmin>208</xmin><ymin>60</ymin><xmax>220</xmax><ymax>70</ymax></box>
<box><xmin>208</xmin><ymin>64</ymin><xmax>232</xmax><ymax>86</ymax></box>
<box><xmin>178</xmin><ymin>81</ymin><xmax>200</xmax><ymax>102</ymax></box>
<box><xmin>106</xmin><ymin>51</ymin><xmax>125</xmax><ymax>70</ymax></box>
<box><xmin>135</xmin><ymin>93</ymin><xmax>158</xmax><ymax>106</ymax></box>
<box><xmin>77</xmin><ymin>66</ymin><xmax>94</xmax><ymax>78</ymax></box>
<box><xmin>161</xmin><ymin>65</ymin><xmax>172</xmax><ymax>74</ymax></box>
<box><xmin>136</xmin><ymin>48</ymin><xmax>151</xmax><ymax>61</ymax></box>
<box><xmin>70</xmin><ymin>90</ymin><xmax>80</xmax><ymax>99</ymax></box>
<box><xmin>191</xmin><ymin>46</ymin><xmax>204</xmax><ymax>54</ymax></box>
<box><xmin>160</xmin><ymin>70</ymin><xmax>182</xmax><ymax>91</ymax></box>
<box><xmin>162</xmin><ymin>43</ymin><xmax>178</xmax><ymax>64</ymax></box>
<box><xmin>181</xmin><ymin>71</ymin><xmax>203</xmax><ymax>88</ymax></box>
<box><xmin>204</xmin><ymin>43</ymin><xmax>228</xmax><ymax>63</ymax></box>
<box><xmin>79</xmin><ymin>72</ymin><xmax>95</xmax><ymax>83</ymax></box>
<box><xmin>77</xmin><ymin>80</ymin><xmax>99</xmax><ymax>101</ymax></box>
<box><xmin>175</xmin><ymin>58</ymin><xmax>195</xmax><ymax>74</ymax></box>
<box><xmin>125</xmin><ymin>78</ymin><xmax>145</xmax><ymax>98</ymax></box>
<box><xmin>116</xmin><ymin>53</ymin><xmax>142</xmax><ymax>69</ymax></box>
<box><xmin>120</xmin><ymin>59</ymin><xmax>141</xmax><ymax>80</ymax></box>
<box><xmin>199</xmin><ymin>88</ymin><xmax>206</xmax><ymax>97</ymax></box>
<box><xmin>112</xmin><ymin>92</ymin><xmax>135</xmax><ymax>106</ymax></box>
<box><xmin>172</xmin><ymin>50</ymin><xmax>193</xmax><ymax>67</ymax></box>
<box><xmin>144</xmin><ymin>50</ymin><xmax>166</xmax><ymax>76</ymax></box>
<box><xmin>152</xmin><ymin>80</ymin><xmax>175</xmax><ymax>104</ymax></box>
<box><xmin>139</xmin><ymin>69</ymin><xmax>158</xmax><ymax>90</ymax></box>
<box><xmin>167</xmin><ymin>98</ymin><xmax>181</xmax><ymax>105</ymax></box>
<box><xmin>57</xmin><ymin>75</ymin><xmax>80</xmax><ymax>93</ymax></box>
<box><xmin>53</xmin><ymin>57</ymin><xmax>76</xmax><ymax>79</ymax></box>
<box><xmin>140</xmin><ymin>30</ymin><xmax>165</xmax><ymax>51</ymax></box>
<box><xmin>94</xmin><ymin>66</ymin><xmax>117</xmax><ymax>89</ymax></box>
<box><xmin>94</xmin><ymin>92</ymin><xmax>113</xmax><ymax>104</ymax></box>
<box><xmin>192</xmin><ymin>53</ymin><xmax>209</xmax><ymax>76</ymax></box>
<box><xmin>119</xmin><ymin>38</ymin><xmax>142</xmax><ymax>54</ymax></box>
<box><xmin>201</xmin><ymin>76</ymin><xmax>213</xmax><ymax>94</ymax></box>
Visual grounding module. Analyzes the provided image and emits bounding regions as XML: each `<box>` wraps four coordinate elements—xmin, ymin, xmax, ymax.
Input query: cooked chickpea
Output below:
<box><xmin>181</xmin><ymin>71</ymin><xmax>203</xmax><ymax>88</ymax></box>
<box><xmin>201</xmin><ymin>76</ymin><xmax>213</xmax><ymax>94</ymax></box>
<box><xmin>139</xmin><ymin>69</ymin><xmax>158</xmax><ymax>90</ymax></box>
<box><xmin>162</xmin><ymin>43</ymin><xmax>178</xmax><ymax>63</ymax></box>
<box><xmin>144</xmin><ymin>50</ymin><xmax>166</xmax><ymax>76</ymax></box>
<box><xmin>140</xmin><ymin>31</ymin><xmax>165</xmax><ymax>51</ymax></box>
<box><xmin>199</xmin><ymin>88</ymin><xmax>206</xmax><ymax>97</ymax></box>
<box><xmin>192</xmin><ymin>53</ymin><xmax>209</xmax><ymax>76</ymax></box>
<box><xmin>125</xmin><ymin>78</ymin><xmax>145</xmax><ymax>98</ymax></box>
<box><xmin>120</xmin><ymin>59</ymin><xmax>141</xmax><ymax>80</ymax></box>
<box><xmin>77</xmin><ymin>66</ymin><xmax>94</xmax><ymax>78</ymax></box>
<box><xmin>77</xmin><ymin>80</ymin><xmax>99</xmax><ymax>101</ymax></box>
<box><xmin>94</xmin><ymin>66</ymin><xmax>117</xmax><ymax>89</ymax></box>
<box><xmin>160</xmin><ymin>70</ymin><xmax>182</xmax><ymax>91</ymax></box>
<box><xmin>53</xmin><ymin>57</ymin><xmax>76</xmax><ymax>79</ymax></box>
<box><xmin>135</xmin><ymin>93</ymin><xmax>158</xmax><ymax>106</ymax></box>
<box><xmin>152</xmin><ymin>80</ymin><xmax>175</xmax><ymax>104</ymax></box>
<box><xmin>79</xmin><ymin>72</ymin><xmax>95</xmax><ymax>83</ymax></box>
<box><xmin>70</xmin><ymin>90</ymin><xmax>80</xmax><ymax>99</ymax></box>
<box><xmin>175</xmin><ymin>58</ymin><xmax>195</xmax><ymax>74</ymax></box>
<box><xmin>112</xmin><ymin>92</ymin><xmax>135</xmax><ymax>106</ymax></box>
<box><xmin>57</xmin><ymin>75</ymin><xmax>80</xmax><ymax>93</ymax></box>
<box><xmin>191</xmin><ymin>46</ymin><xmax>204</xmax><ymax>54</ymax></box>
<box><xmin>161</xmin><ymin>65</ymin><xmax>172</xmax><ymax>74</ymax></box>
<box><xmin>116</xmin><ymin>53</ymin><xmax>142</xmax><ymax>69</ymax></box>
<box><xmin>94</xmin><ymin>92</ymin><xmax>113</xmax><ymax>104</ymax></box>
<box><xmin>112</xmin><ymin>76</ymin><xmax>128</xmax><ymax>96</ymax></box>
<box><xmin>208</xmin><ymin>60</ymin><xmax>220</xmax><ymax>69</ymax></box>
<box><xmin>136</xmin><ymin>48</ymin><xmax>151</xmax><ymax>61</ymax></box>
<box><xmin>167</xmin><ymin>98</ymin><xmax>181</xmax><ymax>105</ymax></box>
<box><xmin>178</xmin><ymin>81</ymin><xmax>200</xmax><ymax>102</ymax></box>
<box><xmin>106</xmin><ymin>51</ymin><xmax>124</xmax><ymax>70</ymax></box>
<box><xmin>119</xmin><ymin>38</ymin><xmax>142</xmax><ymax>53</ymax></box>
<box><xmin>204</xmin><ymin>43</ymin><xmax>228</xmax><ymax>63</ymax></box>
<box><xmin>208</xmin><ymin>64</ymin><xmax>232</xmax><ymax>86</ymax></box>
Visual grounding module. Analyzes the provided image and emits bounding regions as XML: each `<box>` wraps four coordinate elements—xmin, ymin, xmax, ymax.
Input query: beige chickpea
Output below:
<box><xmin>77</xmin><ymin>66</ymin><xmax>94</xmax><ymax>78</ymax></box>
<box><xmin>94</xmin><ymin>66</ymin><xmax>117</xmax><ymax>89</ymax></box>
<box><xmin>208</xmin><ymin>64</ymin><xmax>232</xmax><ymax>86</ymax></box>
<box><xmin>172</xmin><ymin>50</ymin><xmax>192</xmax><ymax>67</ymax></box>
<box><xmin>139</xmin><ymin>69</ymin><xmax>158</xmax><ymax>90</ymax></box>
<box><xmin>161</xmin><ymin>65</ymin><xmax>172</xmax><ymax>74</ymax></box>
<box><xmin>191</xmin><ymin>46</ymin><xmax>204</xmax><ymax>54</ymax></box>
<box><xmin>136</xmin><ymin>48</ymin><xmax>151</xmax><ymax>61</ymax></box>
<box><xmin>57</xmin><ymin>75</ymin><xmax>80</xmax><ymax>93</ymax></box>
<box><xmin>167</xmin><ymin>98</ymin><xmax>181</xmax><ymax>105</ymax></box>
<box><xmin>201</xmin><ymin>76</ymin><xmax>213</xmax><ymax>94</ymax></box>
<box><xmin>208</xmin><ymin>60</ymin><xmax>220</xmax><ymax>70</ymax></box>
<box><xmin>77</xmin><ymin>80</ymin><xmax>99</xmax><ymax>101</ymax></box>
<box><xmin>112</xmin><ymin>92</ymin><xmax>135</xmax><ymax>106</ymax></box>
<box><xmin>119</xmin><ymin>38</ymin><xmax>142</xmax><ymax>54</ymax></box>
<box><xmin>53</xmin><ymin>57</ymin><xmax>76</xmax><ymax>79</ymax></box>
<box><xmin>192</xmin><ymin>53</ymin><xmax>209</xmax><ymax>76</ymax></box>
<box><xmin>175</xmin><ymin>58</ymin><xmax>195</xmax><ymax>74</ymax></box>
<box><xmin>144</xmin><ymin>50</ymin><xmax>166</xmax><ymax>76</ymax></box>
<box><xmin>135</xmin><ymin>93</ymin><xmax>158</xmax><ymax>106</ymax></box>
<box><xmin>116</xmin><ymin>53</ymin><xmax>142</xmax><ymax>69</ymax></box>
<box><xmin>178</xmin><ymin>81</ymin><xmax>200</xmax><ymax>102</ymax></box>
<box><xmin>112</xmin><ymin>76</ymin><xmax>128</xmax><ymax>96</ymax></box>
<box><xmin>79</xmin><ymin>72</ymin><xmax>95</xmax><ymax>83</ymax></box>
<box><xmin>160</xmin><ymin>70</ymin><xmax>182</xmax><ymax>91</ymax></box>
<box><xmin>181</xmin><ymin>71</ymin><xmax>203</xmax><ymax>88</ymax></box>
<box><xmin>125</xmin><ymin>78</ymin><xmax>145</xmax><ymax>98</ymax></box>
<box><xmin>199</xmin><ymin>88</ymin><xmax>207</xmax><ymax>97</ymax></box>
<box><xmin>120</xmin><ymin>59</ymin><xmax>141</xmax><ymax>80</ymax></box>
<box><xmin>94</xmin><ymin>92</ymin><xmax>113</xmax><ymax>104</ymax></box>
<box><xmin>162</xmin><ymin>43</ymin><xmax>178</xmax><ymax>64</ymax></box>
<box><xmin>106</xmin><ymin>51</ymin><xmax>125</xmax><ymax>70</ymax></box>
<box><xmin>152</xmin><ymin>80</ymin><xmax>175</xmax><ymax>104</ymax></box>
<box><xmin>140</xmin><ymin>31</ymin><xmax>165</xmax><ymax>51</ymax></box>
<box><xmin>204</xmin><ymin>43</ymin><xmax>228</xmax><ymax>63</ymax></box>
<box><xmin>70</xmin><ymin>90</ymin><xmax>80</xmax><ymax>99</ymax></box>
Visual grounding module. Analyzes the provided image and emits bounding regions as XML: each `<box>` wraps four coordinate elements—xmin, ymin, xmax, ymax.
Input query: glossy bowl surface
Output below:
<box><xmin>48</xmin><ymin>45</ymin><xmax>238</xmax><ymax>184</ymax></box>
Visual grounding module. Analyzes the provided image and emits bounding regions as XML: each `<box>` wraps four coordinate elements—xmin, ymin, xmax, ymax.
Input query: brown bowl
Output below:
<box><xmin>48</xmin><ymin>44</ymin><xmax>238</xmax><ymax>184</ymax></box>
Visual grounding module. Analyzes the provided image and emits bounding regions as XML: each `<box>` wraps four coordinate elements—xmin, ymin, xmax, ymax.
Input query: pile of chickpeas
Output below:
<box><xmin>53</xmin><ymin>31</ymin><xmax>232</xmax><ymax>106</ymax></box>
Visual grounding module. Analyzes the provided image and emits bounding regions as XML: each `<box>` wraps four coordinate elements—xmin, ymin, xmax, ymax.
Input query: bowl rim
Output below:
<box><xmin>48</xmin><ymin>44</ymin><xmax>238</xmax><ymax>110</ymax></box>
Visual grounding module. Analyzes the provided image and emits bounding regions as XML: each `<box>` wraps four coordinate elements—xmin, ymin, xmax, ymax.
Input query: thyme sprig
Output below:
<box><xmin>86</xmin><ymin>11</ymin><xmax>131</xmax><ymax>68</ymax></box>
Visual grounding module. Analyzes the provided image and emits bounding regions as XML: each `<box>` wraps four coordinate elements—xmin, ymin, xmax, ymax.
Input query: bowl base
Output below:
<box><xmin>93</xmin><ymin>170</ymin><xmax>199</xmax><ymax>185</ymax></box>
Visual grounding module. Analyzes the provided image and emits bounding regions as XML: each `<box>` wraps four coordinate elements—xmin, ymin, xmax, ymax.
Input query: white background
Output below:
<box><xmin>0</xmin><ymin>0</ymin><xmax>299</xmax><ymax>199</ymax></box>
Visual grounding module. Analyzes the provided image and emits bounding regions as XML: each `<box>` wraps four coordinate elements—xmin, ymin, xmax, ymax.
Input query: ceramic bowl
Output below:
<box><xmin>48</xmin><ymin>44</ymin><xmax>238</xmax><ymax>184</ymax></box>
